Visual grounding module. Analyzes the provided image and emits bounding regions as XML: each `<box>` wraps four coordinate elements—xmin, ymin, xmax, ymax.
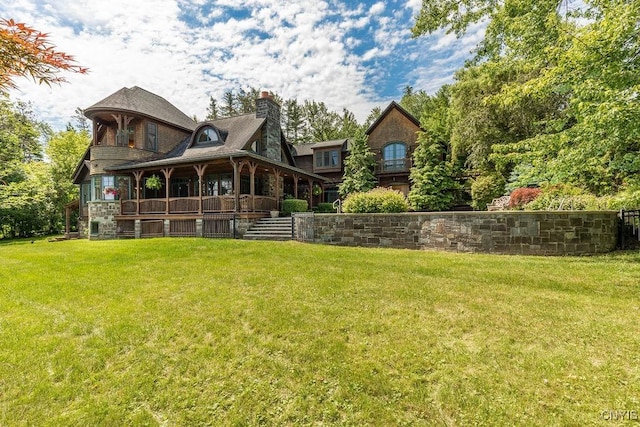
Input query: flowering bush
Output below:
<box><xmin>509</xmin><ymin>187</ymin><xmax>541</xmax><ymax>209</ymax></box>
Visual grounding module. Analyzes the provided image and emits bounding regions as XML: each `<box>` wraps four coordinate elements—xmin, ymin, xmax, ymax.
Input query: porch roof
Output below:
<box><xmin>107</xmin><ymin>150</ymin><xmax>327</xmax><ymax>181</ymax></box>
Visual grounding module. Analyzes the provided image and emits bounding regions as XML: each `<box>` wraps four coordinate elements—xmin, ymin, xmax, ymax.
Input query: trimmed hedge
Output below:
<box><xmin>315</xmin><ymin>203</ymin><xmax>337</xmax><ymax>213</ymax></box>
<box><xmin>342</xmin><ymin>187</ymin><xmax>409</xmax><ymax>213</ymax></box>
<box><xmin>281</xmin><ymin>199</ymin><xmax>308</xmax><ymax>216</ymax></box>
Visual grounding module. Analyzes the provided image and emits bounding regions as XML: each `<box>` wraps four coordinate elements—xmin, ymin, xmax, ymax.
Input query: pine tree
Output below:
<box><xmin>221</xmin><ymin>90</ymin><xmax>236</xmax><ymax>117</ymax></box>
<box><xmin>338</xmin><ymin>129</ymin><xmax>376</xmax><ymax>198</ymax></box>
<box><xmin>205</xmin><ymin>96</ymin><xmax>219</xmax><ymax>120</ymax></box>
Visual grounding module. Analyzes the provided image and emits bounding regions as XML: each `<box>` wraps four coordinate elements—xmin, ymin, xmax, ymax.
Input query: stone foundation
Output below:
<box><xmin>87</xmin><ymin>201</ymin><xmax>121</xmax><ymax>240</ymax></box>
<box><xmin>294</xmin><ymin>211</ymin><xmax>618</xmax><ymax>255</ymax></box>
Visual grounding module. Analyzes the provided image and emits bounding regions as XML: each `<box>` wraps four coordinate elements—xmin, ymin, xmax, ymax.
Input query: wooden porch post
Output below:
<box><xmin>193</xmin><ymin>164</ymin><xmax>207</xmax><ymax>214</ymax></box>
<box><xmin>133</xmin><ymin>171</ymin><xmax>143</xmax><ymax>215</ymax></box>
<box><xmin>292</xmin><ymin>173</ymin><xmax>300</xmax><ymax>199</ymax></box>
<box><xmin>248</xmin><ymin>162</ymin><xmax>258</xmax><ymax>211</ymax></box>
<box><xmin>307</xmin><ymin>178</ymin><xmax>313</xmax><ymax>208</ymax></box>
<box><xmin>161</xmin><ymin>168</ymin><xmax>174</xmax><ymax>214</ymax></box>
<box><xmin>65</xmin><ymin>205</ymin><xmax>71</xmax><ymax>237</ymax></box>
<box><xmin>230</xmin><ymin>159</ymin><xmax>240</xmax><ymax>212</ymax></box>
<box><xmin>273</xmin><ymin>169</ymin><xmax>282</xmax><ymax>210</ymax></box>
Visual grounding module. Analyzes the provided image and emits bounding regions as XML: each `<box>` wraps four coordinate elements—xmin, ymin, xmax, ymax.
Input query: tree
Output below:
<box><xmin>338</xmin><ymin>128</ymin><xmax>376</xmax><ymax>198</ymax></box>
<box><xmin>205</xmin><ymin>96</ymin><xmax>219</xmax><ymax>120</ymax></box>
<box><xmin>221</xmin><ymin>90</ymin><xmax>237</xmax><ymax>117</ymax></box>
<box><xmin>362</xmin><ymin>106</ymin><xmax>382</xmax><ymax>131</ymax></box>
<box><xmin>0</xmin><ymin>18</ymin><xmax>87</xmax><ymax>93</ymax></box>
<box><xmin>46</xmin><ymin>129</ymin><xmax>91</xmax><ymax>232</ymax></box>
<box><xmin>282</xmin><ymin>98</ymin><xmax>304</xmax><ymax>144</ymax></box>
<box><xmin>412</xmin><ymin>0</ymin><xmax>640</xmax><ymax>196</ymax></box>
<box><xmin>0</xmin><ymin>97</ymin><xmax>45</xmax><ymax>183</ymax></box>
<box><xmin>400</xmin><ymin>86</ymin><xmax>431</xmax><ymax>119</ymax></box>
<box><xmin>408</xmin><ymin>86</ymin><xmax>460</xmax><ymax>211</ymax></box>
<box><xmin>0</xmin><ymin>161</ymin><xmax>55</xmax><ymax>238</ymax></box>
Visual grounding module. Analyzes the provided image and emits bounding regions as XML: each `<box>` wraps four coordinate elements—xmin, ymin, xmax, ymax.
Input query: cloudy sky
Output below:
<box><xmin>3</xmin><ymin>0</ymin><xmax>484</xmax><ymax>130</ymax></box>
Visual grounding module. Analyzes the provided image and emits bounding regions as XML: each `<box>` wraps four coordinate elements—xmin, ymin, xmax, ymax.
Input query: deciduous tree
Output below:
<box><xmin>0</xmin><ymin>18</ymin><xmax>87</xmax><ymax>93</ymax></box>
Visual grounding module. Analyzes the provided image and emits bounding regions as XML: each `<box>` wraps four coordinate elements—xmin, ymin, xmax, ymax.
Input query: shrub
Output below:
<box><xmin>470</xmin><ymin>174</ymin><xmax>506</xmax><ymax>210</ymax></box>
<box><xmin>604</xmin><ymin>187</ymin><xmax>640</xmax><ymax>210</ymax></box>
<box><xmin>281</xmin><ymin>199</ymin><xmax>308</xmax><ymax>216</ymax></box>
<box><xmin>525</xmin><ymin>184</ymin><xmax>600</xmax><ymax>210</ymax></box>
<box><xmin>315</xmin><ymin>203</ymin><xmax>336</xmax><ymax>213</ymax></box>
<box><xmin>509</xmin><ymin>187</ymin><xmax>541</xmax><ymax>209</ymax></box>
<box><xmin>342</xmin><ymin>187</ymin><xmax>409</xmax><ymax>213</ymax></box>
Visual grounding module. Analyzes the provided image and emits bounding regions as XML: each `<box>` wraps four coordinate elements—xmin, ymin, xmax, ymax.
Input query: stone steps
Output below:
<box><xmin>243</xmin><ymin>217</ymin><xmax>293</xmax><ymax>241</ymax></box>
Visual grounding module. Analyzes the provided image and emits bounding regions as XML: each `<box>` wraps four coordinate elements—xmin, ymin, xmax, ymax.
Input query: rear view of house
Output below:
<box><xmin>72</xmin><ymin>87</ymin><xmax>324</xmax><ymax>239</ymax></box>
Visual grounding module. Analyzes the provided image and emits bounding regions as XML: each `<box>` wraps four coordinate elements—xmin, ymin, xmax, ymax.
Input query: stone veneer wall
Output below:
<box><xmin>87</xmin><ymin>201</ymin><xmax>121</xmax><ymax>240</ymax></box>
<box><xmin>294</xmin><ymin>211</ymin><xmax>618</xmax><ymax>255</ymax></box>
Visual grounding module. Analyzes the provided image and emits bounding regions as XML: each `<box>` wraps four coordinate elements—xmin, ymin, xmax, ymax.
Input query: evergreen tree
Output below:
<box><xmin>205</xmin><ymin>96</ymin><xmax>219</xmax><ymax>120</ymax></box>
<box><xmin>283</xmin><ymin>98</ymin><xmax>304</xmax><ymax>144</ymax></box>
<box><xmin>338</xmin><ymin>128</ymin><xmax>376</xmax><ymax>198</ymax></box>
<box><xmin>221</xmin><ymin>90</ymin><xmax>236</xmax><ymax>117</ymax></box>
<box><xmin>408</xmin><ymin>86</ymin><xmax>460</xmax><ymax>211</ymax></box>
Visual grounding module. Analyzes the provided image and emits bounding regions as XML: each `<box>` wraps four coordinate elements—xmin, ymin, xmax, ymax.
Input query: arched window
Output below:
<box><xmin>382</xmin><ymin>142</ymin><xmax>406</xmax><ymax>171</ymax></box>
<box><xmin>195</xmin><ymin>127</ymin><xmax>220</xmax><ymax>145</ymax></box>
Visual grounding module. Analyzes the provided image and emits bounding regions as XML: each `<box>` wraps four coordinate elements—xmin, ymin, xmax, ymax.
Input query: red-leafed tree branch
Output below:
<box><xmin>0</xmin><ymin>18</ymin><xmax>88</xmax><ymax>93</ymax></box>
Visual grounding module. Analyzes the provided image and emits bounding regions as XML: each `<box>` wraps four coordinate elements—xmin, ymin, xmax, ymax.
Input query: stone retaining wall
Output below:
<box><xmin>294</xmin><ymin>211</ymin><xmax>618</xmax><ymax>255</ymax></box>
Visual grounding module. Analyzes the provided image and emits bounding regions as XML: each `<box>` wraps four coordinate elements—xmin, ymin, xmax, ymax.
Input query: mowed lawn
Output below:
<box><xmin>0</xmin><ymin>238</ymin><xmax>638</xmax><ymax>426</ymax></box>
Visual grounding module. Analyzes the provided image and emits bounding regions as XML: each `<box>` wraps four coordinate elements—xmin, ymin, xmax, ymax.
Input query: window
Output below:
<box><xmin>204</xmin><ymin>174</ymin><xmax>233</xmax><ymax>196</ymax></box>
<box><xmin>196</xmin><ymin>127</ymin><xmax>220</xmax><ymax>145</ymax></box>
<box><xmin>146</xmin><ymin>122</ymin><xmax>157</xmax><ymax>151</ymax></box>
<box><xmin>250</xmin><ymin>139</ymin><xmax>261</xmax><ymax>154</ymax></box>
<box><xmin>382</xmin><ymin>142</ymin><xmax>407</xmax><ymax>172</ymax></box>
<box><xmin>314</xmin><ymin>149</ymin><xmax>340</xmax><ymax>169</ymax></box>
<box><xmin>324</xmin><ymin>186</ymin><xmax>339</xmax><ymax>204</ymax></box>
<box><xmin>116</xmin><ymin>126</ymin><xmax>135</xmax><ymax>147</ymax></box>
<box><xmin>91</xmin><ymin>175</ymin><xmax>131</xmax><ymax>200</ymax></box>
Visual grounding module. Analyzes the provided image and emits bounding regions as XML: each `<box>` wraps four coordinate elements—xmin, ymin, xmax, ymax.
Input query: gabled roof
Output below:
<box><xmin>293</xmin><ymin>139</ymin><xmax>349</xmax><ymax>157</ymax></box>
<box><xmin>108</xmin><ymin>114</ymin><xmax>266</xmax><ymax>170</ymax></box>
<box><xmin>84</xmin><ymin>86</ymin><xmax>197</xmax><ymax>132</ymax></box>
<box><xmin>365</xmin><ymin>101</ymin><xmax>421</xmax><ymax>136</ymax></box>
<box><xmin>71</xmin><ymin>146</ymin><xmax>91</xmax><ymax>185</ymax></box>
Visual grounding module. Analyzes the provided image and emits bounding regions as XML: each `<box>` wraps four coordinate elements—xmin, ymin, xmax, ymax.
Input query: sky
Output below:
<box><xmin>2</xmin><ymin>0</ymin><xmax>485</xmax><ymax>131</ymax></box>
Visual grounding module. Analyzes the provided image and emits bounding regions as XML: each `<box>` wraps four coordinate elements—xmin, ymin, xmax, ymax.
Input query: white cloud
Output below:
<box><xmin>369</xmin><ymin>2</ymin><xmax>385</xmax><ymax>16</ymax></box>
<box><xmin>2</xmin><ymin>0</ymin><xmax>466</xmax><ymax>128</ymax></box>
<box><xmin>405</xmin><ymin>0</ymin><xmax>422</xmax><ymax>16</ymax></box>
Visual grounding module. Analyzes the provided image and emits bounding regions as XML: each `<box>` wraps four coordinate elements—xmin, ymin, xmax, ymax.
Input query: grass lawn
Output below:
<box><xmin>0</xmin><ymin>238</ymin><xmax>638</xmax><ymax>426</ymax></box>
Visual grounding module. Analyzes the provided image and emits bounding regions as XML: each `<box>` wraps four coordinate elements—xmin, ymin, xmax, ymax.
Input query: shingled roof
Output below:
<box><xmin>293</xmin><ymin>139</ymin><xmax>349</xmax><ymax>157</ymax></box>
<box><xmin>84</xmin><ymin>86</ymin><xmax>196</xmax><ymax>132</ymax></box>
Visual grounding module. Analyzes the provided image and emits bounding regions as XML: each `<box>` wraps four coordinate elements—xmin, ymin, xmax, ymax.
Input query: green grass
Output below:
<box><xmin>1</xmin><ymin>238</ymin><xmax>639</xmax><ymax>426</ymax></box>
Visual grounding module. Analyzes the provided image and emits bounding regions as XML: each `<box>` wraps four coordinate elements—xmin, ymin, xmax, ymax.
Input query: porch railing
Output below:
<box><xmin>120</xmin><ymin>195</ymin><xmax>277</xmax><ymax>215</ymax></box>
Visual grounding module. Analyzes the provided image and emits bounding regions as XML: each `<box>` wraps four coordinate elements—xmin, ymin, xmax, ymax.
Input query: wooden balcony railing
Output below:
<box><xmin>119</xmin><ymin>195</ymin><xmax>277</xmax><ymax>215</ymax></box>
<box><xmin>376</xmin><ymin>158</ymin><xmax>411</xmax><ymax>174</ymax></box>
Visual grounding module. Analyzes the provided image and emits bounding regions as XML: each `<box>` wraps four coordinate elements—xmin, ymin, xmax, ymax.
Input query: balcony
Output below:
<box><xmin>376</xmin><ymin>158</ymin><xmax>411</xmax><ymax>174</ymax></box>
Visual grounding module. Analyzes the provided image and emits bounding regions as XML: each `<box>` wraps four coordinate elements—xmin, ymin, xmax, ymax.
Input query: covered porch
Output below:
<box><xmin>110</xmin><ymin>153</ymin><xmax>326</xmax><ymax>217</ymax></box>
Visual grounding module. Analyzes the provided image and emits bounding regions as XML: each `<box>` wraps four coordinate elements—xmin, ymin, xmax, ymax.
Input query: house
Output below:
<box><xmin>290</xmin><ymin>138</ymin><xmax>349</xmax><ymax>204</ymax></box>
<box><xmin>72</xmin><ymin>87</ymin><xmax>325</xmax><ymax>239</ymax></box>
<box><xmin>292</xmin><ymin>101</ymin><xmax>422</xmax><ymax>200</ymax></box>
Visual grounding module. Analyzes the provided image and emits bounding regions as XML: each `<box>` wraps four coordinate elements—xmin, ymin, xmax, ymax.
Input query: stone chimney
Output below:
<box><xmin>255</xmin><ymin>91</ymin><xmax>281</xmax><ymax>161</ymax></box>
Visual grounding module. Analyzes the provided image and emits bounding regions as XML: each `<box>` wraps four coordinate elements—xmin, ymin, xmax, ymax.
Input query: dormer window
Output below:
<box><xmin>196</xmin><ymin>127</ymin><xmax>220</xmax><ymax>145</ymax></box>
